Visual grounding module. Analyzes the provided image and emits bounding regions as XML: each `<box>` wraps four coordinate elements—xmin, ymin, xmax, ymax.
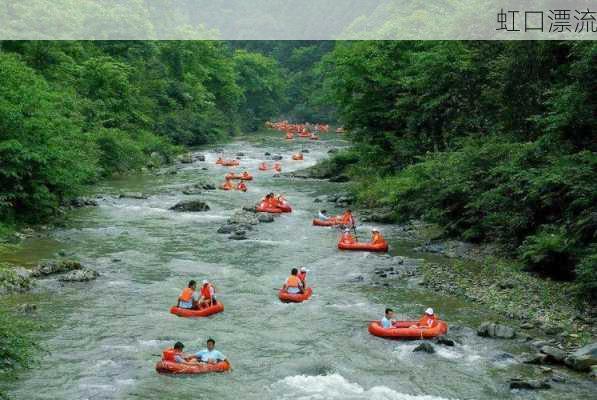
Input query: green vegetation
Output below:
<box><xmin>0</xmin><ymin>307</ymin><xmax>38</xmax><ymax>376</ymax></box>
<box><xmin>320</xmin><ymin>41</ymin><xmax>596</xmax><ymax>300</ymax></box>
<box><xmin>0</xmin><ymin>41</ymin><xmax>287</xmax><ymax>227</ymax></box>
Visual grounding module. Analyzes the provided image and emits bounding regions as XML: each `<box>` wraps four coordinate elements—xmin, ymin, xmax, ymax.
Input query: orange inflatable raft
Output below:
<box><xmin>156</xmin><ymin>360</ymin><xmax>230</xmax><ymax>374</ymax></box>
<box><xmin>338</xmin><ymin>241</ymin><xmax>389</xmax><ymax>252</ymax></box>
<box><xmin>219</xmin><ymin>183</ymin><xmax>233</xmax><ymax>191</ymax></box>
<box><xmin>255</xmin><ymin>202</ymin><xmax>283</xmax><ymax>213</ymax></box>
<box><xmin>221</xmin><ymin>160</ymin><xmax>240</xmax><ymax>167</ymax></box>
<box><xmin>170</xmin><ymin>302</ymin><xmax>224</xmax><ymax>318</ymax></box>
<box><xmin>258</xmin><ymin>163</ymin><xmax>269</xmax><ymax>171</ymax></box>
<box><xmin>312</xmin><ymin>218</ymin><xmax>340</xmax><ymax>226</ymax></box>
<box><xmin>292</xmin><ymin>154</ymin><xmax>304</xmax><ymax>161</ymax></box>
<box><xmin>368</xmin><ymin>320</ymin><xmax>448</xmax><ymax>340</ymax></box>
<box><xmin>279</xmin><ymin>287</ymin><xmax>313</xmax><ymax>303</ymax></box>
<box><xmin>225</xmin><ymin>173</ymin><xmax>253</xmax><ymax>181</ymax></box>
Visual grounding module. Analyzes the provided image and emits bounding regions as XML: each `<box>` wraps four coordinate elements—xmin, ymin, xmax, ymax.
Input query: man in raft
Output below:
<box><xmin>221</xmin><ymin>179</ymin><xmax>233</xmax><ymax>190</ymax></box>
<box><xmin>297</xmin><ymin>267</ymin><xmax>308</xmax><ymax>288</ymax></box>
<box><xmin>241</xmin><ymin>171</ymin><xmax>251</xmax><ymax>180</ymax></box>
<box><xmin>381</xmin><ymin>308</ymin><xmax>397</xmax><ymax>328</ymax></box>
<box><xmin>340</xmin><ymin>209</ymin><xmax>355</xmax><ymax>228</ymax></box>
<box><xmin>188</xmin><ymin>338</ymin><xmax>227</xmax><ymax>365</ymax></box>
<box><xmin>162</xmin><ymin>341</ymin><xmax>193</xmax><ymax>364</ymax></box>
<box><xmin>282</xmin><ymin>268</ymin><xmax>304</xmax><ymax>294</ymax></box>
<box><xmin>198</xmin><ymin>280</ymin><xmax>217</xmax><ymax>308</ymax></box>
<box><xmin>339</xmin><ymin>228</ymin><xmax>356</xmax><ymax>244</ymax></box>
<box><xmin>371</xmin><ymin>228</ymin><xmax>386</xmax><ymax>245</ymax></box>
<box><xmin>237</xmin><ymin>181</ymin><xmax>247</xmax><ymax>192</ymax></box>
<box><xmin>318</xmin><ymin>210</ymin><xmax>330</xmax><ymax>220</ymax></box>
<box><xmin>177</xmin><ymin>280</ymin><xmax>200</xmax><ymax>310</ymax></box>
<box><xmin>412</xmin><ymin>308</ymin><xmax>437</xmax><ymax>328</ymax></box>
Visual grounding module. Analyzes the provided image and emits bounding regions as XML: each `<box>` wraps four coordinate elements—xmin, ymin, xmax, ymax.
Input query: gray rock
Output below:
<box><xmin>509</xmin><ymin>378</ymin><xmax>550</xmax><ymax>390</ymax></box>
<box><xmin>436</xmin><ymin>336</ymin><xmax>455</xmax><ymax>347</ymax></box>
<box><xmin>522</xmin><ymin>353</ymin><xmax>548</xmax><ymax>365</ymax></box>
<box><xmin>68</xmin><ymin>197</ymin><xmax>98</xmax><ymax>208</ymax></box>
<box><xmin>169</xmin><ymin>200</ymin><xmax>210</xmax><ymax>212</ymax></box>
<box><xmin>242</xmin><ymin>205</ymin><xmax>258</xmax><ymax>213</ymax></box>
<box><xmin>228</xmin><ymin>231</ymin><xmax>247</xmax><ymax>240</ymax></box>
<box><xmin>327</xmin><ymin>148</ymin><xmax>339</xmax><ymax>154</ymax></box>
<box><xmin>271</xmin><ymin>155</ymin><xmax>283</xmax><ymax>161</ymax></box>
<box><xmin>349</xmin><ymin>275</ymin><xmax>364</xmax><ymax>282</ymax></box>
<box><xmin>478</xmin><ymin>322</ymin><xmax>516</xmax><ymax>339</ymax></box>
<box><xmin>564</xmin><ymin>342</ymin><xmax>597</xmax><ymax>371</ymax></box>
<box><xmin>258</xmin><ymin>214</ymin><xmax>275</xmax><ymax>223</ymax></box>
<box><xmin>217</xmin><ymin>225</ymin><xmax>235</xmax><ymax>234</ymax></box>
<box><xmin>413</xmin><ymin>342</ymin><xmax>435</xmax><ymax>354</ymax></box>
<box><xmin>301</xmin><ymin>149</ymin><xmax>310</xmax><ymax>153</ymax></box>
<box><xmin>329</xmin><ymin>175</ymin><xmax>350</xmax><ymax>183</ymax></box>
<box><xmin>264</xmin><ymin>152</ymin><xmax>271</xmax><ymax>156</ymax></box>
<box><xmin>203</xmin><ymin>183</ymin><xmax>216</xmax><ymax>191</ymax></box>
<box><xmin>229</xmin><ymin>210</ymin><xmax>259</xmax><ymax>225</ymax></box>
<box><xmin>313</xmin><ymin>195</ymin><xmax>326</xmax><ymax>203</ymax></box>
<box><xmin>589</xmin><ymin>365</ymin><xmax>597</xmax><ymax>380</ymax></box>
<box><xmin>0</xmin><ymin>266</ymin><xmax>33</xmax><ymax>294</ymax></box>
<box><xmin>194</xmin><ymin>154</ymin><xmax>206</xmax><ymax>162</ymax></box>
<box><xmin>31</xmin><ymin>260</ymin><xmax>82</xmax><ymax>277</ymax></box>
<box><xmin>59</xmin><ymin>268</ymin><xmax>99</xmax><ymax>282</ymax></box>
<box><xmin>119</xmin><ymin>192</ymin><xmax>148</xmax><ymax>200</ymax></box>
<box><xmin>335</xmin><ymin>195</ymin><xmax>354</xmax><ymax>205</ymax></box>
<box><xmin>236</xmin><ymin>152</ymin><xmax>245</xmax><ymax>157</ymax></box>
<box><xmin>540</xmin><ymin>346</ymin><xmax>567</xmax><ymax>363</ymax></box>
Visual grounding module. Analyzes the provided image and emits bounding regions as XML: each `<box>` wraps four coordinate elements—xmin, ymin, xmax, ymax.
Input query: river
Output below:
<box><xmin>1</xmin><ymin>132</ymin><xmax>595</xmax><ymax>400</ymax></box>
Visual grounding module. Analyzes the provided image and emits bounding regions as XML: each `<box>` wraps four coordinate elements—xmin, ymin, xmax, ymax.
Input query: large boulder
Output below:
<box><xmin>169</xmin><ymin>200</ymin><xmax>210</xmax><ymax>212</ymax></box>
<box><xmin>31</xmin><ymin>260</ymin><xmax>82</xmax><ymax>277</ymax></box>
<box><xmin>413</xmin><ymin>342</ymin><xmax>435</xmax><ymax>353</ymax></box>
<box><xmin>477</xmin><ymin>322</ymin><xmax>516</xmax><ymax>339</ymax></box>
<box><xmin>540</xmin><ymin>346</ymin><xmax>567</xmax><ymax>364</ymax></box>
<box><xmin>564</xmin><ymin>342</ymin><xmax>597</xmax><ymax>371</ymax></box>
<box><xmin>229</xmin><ymin>210</ymin><xmax>259</xmax><ymax>225</ymax></box>
<box><xmin>59</xmin><ymin>268</ymin><xmax>99</xmax><ymax>282</ymax></box>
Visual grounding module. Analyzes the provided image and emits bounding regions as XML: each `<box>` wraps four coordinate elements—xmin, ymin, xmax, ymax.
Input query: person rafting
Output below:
<box><xmin>409</xmin><ymin>308</ymin><xmax>436</xmax><ymax>329</ymax></box>
<box><xmin>381</xmin><ymin>308</ymin><xmax>397</xmax><ymax>328</ymax></box>
<box><xmin>199</xmin><ymin>280</ymin><xmax>217</xmax><ymax>308</ymax></box>
<box><xmin>241</xmin><ymin>171</ymin><xmax>251</xmax><ymax>180</ymax></box>
<box><xmin>297</xmin><ymin>267</ymin><xmax>308</xmax><ymax>288</ymax></box>
<box><xmin>282</xmin><ymin>268</ymin><xmax>304</xmax><ymax>294</ymax></box>
<box><xmin>339</xmin><ymin>228</ymin><xmax>356</xmax><ymax>244</ymax></box>
<box><xmin>340</xmin><ymin>209</ymin><xmax>355</xmax><ymax>228</ymax></box>
<box><xmin>177</xmin><ymin>280</ymin><xmax>200</xmax><ymax>310</ymax></box>
<box><xmin>371</xmin><ymin>228</ymin><xmax>385</xmax><ymax>245</ymax></box>
<box><xmin>162</xmin><ymin>341</ymin><xmax>193</xmax><ymax>364</ymax></box>
<box><xmin>216</xmin><ymin>157</ymin><xmax>224</xmax><ymax>165</ymax></box>
<box><xmin>221</xmin><ymin>179</ymin><xmax>233</xmax><ymax>190</ymax></box>
<box><xmin>189</xmin><ymin>338</ymin><xmax>227</xmax><ymax>364</ymax></box>
<box><xmin>237</xmin><ymin>181</ymin><xmax>247</xmax><ymax>192</ymax></box>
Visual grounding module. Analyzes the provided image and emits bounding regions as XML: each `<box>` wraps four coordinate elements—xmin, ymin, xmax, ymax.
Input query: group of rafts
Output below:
<box><xmin>157</xmin><ymin>121</ymin><xmax>447</xmax><ymax>375</ymax></box>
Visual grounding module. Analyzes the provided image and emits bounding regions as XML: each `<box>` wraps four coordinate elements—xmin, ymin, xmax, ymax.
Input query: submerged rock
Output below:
<box><xmin>169</xmin><ymin>200</ymin><xmax>210</xmax><ymax>212</ymax></box>
<box><xmin>229</xmin><ymin>210</ymin><xmax>259</xmax><ymax>225</ymax></box>
<box><xmin>31</xmin><ymin>260</ymin><xmax>82</xmax><ymax>277</ymax></box>
<box><xmin>258</xmin><ymin>214</ymin><xmax>275</xmax><ymax>223</ymax></box>
<box><xmin>119</xmin><ymin>192</ymin><xmax>148</xmax><ymax>200</ymax></box>
<box><xmin>477</xmin><ymin>322</ymin><xmax>516</xmax><ymax>339</ymax></box>
<box><xmin>228</xmin><ymin>230</ymin><xmax>247</xmax><ymax>240</ymax></box>
<box><xmin>436</xmin><ymin>336</ymin><xmax>456</xmax><ymax>347</ymax></box>
<box><xmin>413</xmin><ymin>342</ymin><xmax>435</xmax><ymax>353</ymax></box>
<box><xmin>217</xmin><ymin>225</ymin><xmax>235</xmax><ymax>234</ymax></box>
<box><xmin>59</xmin><ymin>268</ymin><xmax>99</xmax><ymax>282</ymax></box>
<box><xmin>509</xmin><ymin>378</ymin><xmax>550</xmax><ymax>390</ymax></box>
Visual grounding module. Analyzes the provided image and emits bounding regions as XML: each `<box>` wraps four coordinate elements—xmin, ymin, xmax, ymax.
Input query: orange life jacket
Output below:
<box><xmin>418</xmin><ymin>314</ymin><xmax>436</xmax><ymax>327</ymax></box>
<box><xmin>200</xmin><ymin>284</ymin><xmax>213</xmax><ymax>300</ymax></box>
<box><xmin>286</xmin><ymin>275</ymin><xmax>300</xmax><ymax>287</ymax></box>
<box><xmin>163</xmin><ymin>348</ymin><xmax>177</xmax><ymax>362</ymax></box>
<box><xmin>372</xmin><ymin>232</ymin><xmax>385</xmax><ymax>244</ymax></box>
<box><xmin>179</xmin><ymin>287</ymin><xmax>194</xmax><ymax>302</ymax></box>
<box><xmin>340</xmin><ymin>232</ymin><xmax>355</xmax><ymax>244</ymax></box>
<box><xmin>341</xmin><ymin>212</ymin><xmax>354</xmax><ymax>226</ymax></box>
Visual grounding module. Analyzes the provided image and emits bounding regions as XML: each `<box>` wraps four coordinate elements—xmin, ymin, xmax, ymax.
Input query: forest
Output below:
<box><xmin>1</xmin><ymin>40</ymin><xmax>595</xmax><ymax>302</ymax></box>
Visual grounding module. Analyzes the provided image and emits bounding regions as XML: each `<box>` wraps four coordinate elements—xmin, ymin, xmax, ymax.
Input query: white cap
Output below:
<box><xmin>300</xmin><ymin>267</ymin><xmax>308</xmax><ymax>272</ymax></box>
<box><xmin>202</xmin><ymin>280</ymin><xmax>209</xmax><ymax>285</ymax></box>
<box><xmin>425</xmin><ymin>307</ymin><xmax>434</xmax><ymax>315</ymax></box>
<box><xmin>372</xmin><ymin>227</ymin><xmax>380</xmax><ymax>232</ymax></box>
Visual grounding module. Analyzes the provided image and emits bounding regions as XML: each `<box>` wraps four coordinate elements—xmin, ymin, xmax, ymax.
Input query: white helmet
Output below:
<box><xmin>372</xmin><ymin>227</ymin><xmax>380</xmax><ymax>232</ymax></box>
<box><xmin>202</xmin><ymin>280</ymin><xmax>209</xmax><ymax>285</ymax></box>
<box><xmin>425</xmin><ymin>307</ymin><xmax>434</xmax><ymax>315</ymax></box>
<box><xmin>300</xmin><ymin>267</ymin><xmax>308</xmax><ymax>272</ymax></box>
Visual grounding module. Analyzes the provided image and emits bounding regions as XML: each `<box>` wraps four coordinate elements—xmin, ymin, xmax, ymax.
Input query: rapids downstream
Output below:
<box><xmin>1</xmin><ymin>133</ymin><xmax>595</xmax><ymax>400</ymax></box>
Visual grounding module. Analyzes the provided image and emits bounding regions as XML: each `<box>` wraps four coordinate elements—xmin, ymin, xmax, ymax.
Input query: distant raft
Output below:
<box><xmin>312</xmin><ymin>218</ymin><xmax>341</xmax><ymax>226</ymax></box>
<box><xmin>338</xmin><ymin>241</ymin><xmax>388</xmax><ymax>252</ymax></box>
<box><xmin>169</xmin><ymin>302</ymin><xmax>224</xmax><ymax>318</ymax></box>
<box><xmin>278</xmin><ymin>287</ymin><xmax>313</xmax><ymax>303</ymax></box>
<box><xmin>368</xmin><ymin>320</ymin><xmax>448</xmax><ymax>340</ymax></box>
<box><xmin>156</xmin><ymin>360</ymin><xmax>231</xmax><ymax>374</ymax></box>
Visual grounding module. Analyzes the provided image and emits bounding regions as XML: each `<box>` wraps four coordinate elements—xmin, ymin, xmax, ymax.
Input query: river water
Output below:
<box><xmin>1</xmin><ymin>133</ymin><xmax>595</xmax><ymax>400</ymax></box>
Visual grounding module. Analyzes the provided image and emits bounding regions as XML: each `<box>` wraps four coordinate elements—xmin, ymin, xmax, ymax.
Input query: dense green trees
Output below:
<box><xmin>322</xmin><ymin>41</ymin><xmax>596</xmax><ymax>298</ymax></box>
<box><xmin>0</xmin><ymin>41</ymin><xmax>286</xmax><ymax>223</ymax></box>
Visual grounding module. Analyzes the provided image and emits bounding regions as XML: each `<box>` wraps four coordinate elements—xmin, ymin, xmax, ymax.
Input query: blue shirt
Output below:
<box><xmin>381</xmin><ymin>317</ymin><xmax>393</xmax><ymax>329</ymax></box>
<box><xmin>179</xmin><ymin>292</ymin><xmax>200</xmax><ymax>309</ymax></box>
<box><xmin>195</xmin><ymin>349</ymin><xmax>226</xmax><ymax>362</ymax></box>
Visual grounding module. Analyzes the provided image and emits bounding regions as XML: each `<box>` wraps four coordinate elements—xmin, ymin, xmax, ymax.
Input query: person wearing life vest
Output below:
<box><xmin>340</xmin><ymin>228</ymin><xmax>356</xmax><ymax>244</ymax></box>
<box><xmin>237</xmin><ymin>181</ymin><xmax>247</xmax><ymax>192</ymax></box>
<box><xmin>381</xmin><ymin>308</ymin><xmax>397</xmax><ymax>329</ymax></box>
<box><xmin>297</xmin><ymin>267</ymin><xmax>308</xmax><ymax>288</ymax></box>
<box><xmin>177</xmin><ymin>280</ymin><xmax>199</xmax><ymax>309</ymax></box>
<box><xmin>371</xmin><ymin>228</ymin><xmax>385</xmax><ymax>245</ymax></box>
<box><xmin>340</xmin><ymin>209</ymin><xmax>355</xmax><ymax>228</ymax></box>
<box><xmin>189</xmin><ymin>338</ymin><xmax>227</xmax><ymax>365</ymax></box>
<box><xmin>162</xmin><ymin>341</ymin><xmax>194</xmax><ymax>364</ymax></box>
<box><xmin>318</xmin><ymin>209</ymin><xmax>330</xmax><ymax>221</ymax></box>
<box><xmin>199</xmin><ymin>280</ymin><xmax>217</xmax><ymax>308</ymax></box>
<box><xmin>282</xmin><ymin>268</ymin><xmax>304</xmax><ymax>294</ymax></box>
<box><xmin>273</xmin><ymin>162</ymin><xmax>282</xmax><ymax>172</ymax></box>
<box><xmin>241</xmin><ymin>171</ymin><xmax>251</xmax><ymax>180</ymax></box>
<box><xmin>411</xmin><ymin>308</ymin><xmax>437</xmax><ymax>328</ymax></box>
<box><xmin>216</xmin><ymin>157</ymin><xmax>224</xmax><ymax>165</ymax></box>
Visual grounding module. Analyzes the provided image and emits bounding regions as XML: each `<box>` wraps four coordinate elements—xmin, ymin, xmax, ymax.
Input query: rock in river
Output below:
<box><xmin>31</xmin><ymin>260</ymin><xmax>82</xmax><ymax>277</ymax></box>
<box><xmin>477</xmin><ymin>322</ymin><xmax>516</xmax><ymax>339</ymax></box>
<box><xmin>229</xmin><ymin>210</ymin><xmax>259</xmax><ymax>225</ymax></box>
<box><xmin>413</xmin><ymin>342</ymin><xmax>435</xmax><ymax>353</ymax></box>
<box><xmin>564</xmin><ymin>342</ymin><xmax>597</xmax><ymax>371</ymax></box>
<box><xmin>119</xmin><ymin>192</ymin><xmax>148</xmax><ymax>200</ymax></box>
<box><xmin>509</xmin><ymin>378</ymin><xmax>550</xmax><ymax>390</ymax></box>
<box><xmin>540</xmin><ymin>345</ymin><xmax>567</xmax><ymax>364</ymax></box>
<box><xmin>217</xmin><ymin>224</ymin><xmax>236</xmax><ymax>234</ymax></box>
<box><xmin>170</xmin><ymin>200</ymin><xmax>210</xmax><ymax>212</ymax></box>
<box><xmin>228</xmin><ymin>230</ymin><xmax>247</xmax><ymax>240</ymax></box>
<box><xmin>59</xmin><ymin>268</ymin><xmax>99</xmax><ymax>282</ymax></box>
<box><xmin>258</xmin><ymin>214</ymin><xmax>274</xmax><ymax>223</ymax></box>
